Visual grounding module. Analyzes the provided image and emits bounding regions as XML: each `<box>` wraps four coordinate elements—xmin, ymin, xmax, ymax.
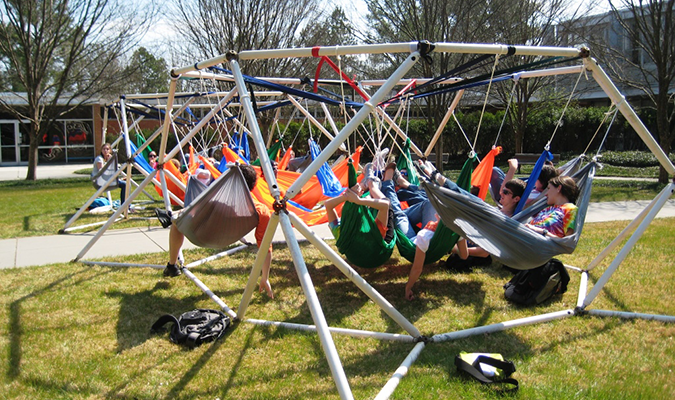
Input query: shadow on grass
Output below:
<box><xmin>7</xmin><ymin>266</ymin><xmax>111</xmax><ymax>380</ymax></box>
<box><xmin>105</xmin><ymin>280</ymin><xmax>208</xmax><ymax>353</ymax></box>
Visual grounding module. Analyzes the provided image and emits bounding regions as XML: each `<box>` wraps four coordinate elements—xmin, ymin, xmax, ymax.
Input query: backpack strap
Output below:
<box><xmin>151</xmin><ymin>314</ymin><xmax>189</xmax><ymax>345</ymax></box>
<box><xmin>455</xmin><ymin>354</ymin><xmax>519</xmax><ymax>391</ymax></box>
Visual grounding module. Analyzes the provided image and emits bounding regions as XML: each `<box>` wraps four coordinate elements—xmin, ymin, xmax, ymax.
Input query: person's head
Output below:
<box><xmin>240</xmin><ymin>164</ymin><xmax>258</xmax><ymax>191</ymax></box>
<box><xmin>100</xmin><ymin>143</ymin><xmax>112</xmax><ymax>157</ymax></box>
<box><xmin>260</xmin><ymin>160</ymin><xmax>278</xmax><ymax>181</ymax></box>
<box><xmin>148</xmin><ymin>151</ymin><xmax>157</xmax><ymax>162</ymax></box>
<box><xmin>536</xmin><ymin>164</ymin><xmax>559</xmax><ymax>191</ymax></box>
<box><xmin>500</xmin><ymin>179</ymin><xmax>526</xmax><ymax>212</ymax></box>
<box><xmin>546</xmin><ymin>175</ymin><xmax>579</xmax><ymax>205</ymax></box>
<box><xmin>196</xmin><ymin>168</ymin><xmax>211</xmax><ymax>185</ymax></box>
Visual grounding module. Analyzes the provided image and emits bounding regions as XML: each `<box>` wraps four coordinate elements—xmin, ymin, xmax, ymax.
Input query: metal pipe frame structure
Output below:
<box><xmin>73</xmin><ymin>42</ymin><xmax>674</xmax><ymax>399</ymax></box>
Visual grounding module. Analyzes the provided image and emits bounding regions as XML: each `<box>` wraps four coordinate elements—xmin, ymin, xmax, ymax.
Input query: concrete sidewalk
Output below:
<box><xmin>0</xmin><ymin>163</ymin><xmax>89</xmax><ymax>181</ymax></box>
<box><xmin>1</xmin><ymin>199</ymin><xmax>674</xmax><ymax>269</ymax></box>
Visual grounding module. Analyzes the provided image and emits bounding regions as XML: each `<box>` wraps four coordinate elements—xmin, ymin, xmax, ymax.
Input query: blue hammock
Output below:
<box><xmin>309</xmin><ymin>139</ymin><xmax>344</xmax><ymax>197</ymax></box>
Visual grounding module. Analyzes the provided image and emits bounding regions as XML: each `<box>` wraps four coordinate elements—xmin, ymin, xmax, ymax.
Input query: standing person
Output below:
<box><xmin>92</xmin><ymin>142</ymin><xmax>126</xmax><ymax>202</ymax></box>
<box><xmin>156</xmin><ymin>164</ymin><xmax>275</xmax><ymax>298</ymax></box>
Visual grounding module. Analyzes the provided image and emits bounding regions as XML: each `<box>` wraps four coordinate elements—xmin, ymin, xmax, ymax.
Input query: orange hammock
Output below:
<box><xmin>471</xmin><ymin>146</ymin><xmax>502</xmax><ymax>200</ymax></box>
<box><xmin>199</xmin><ymin>154</ymin><xmax>337</xmax><ymax>226</ymax></box>
<box><xmin>154</xmin><ymin>147</ymin><xmax>200</xmax><ymax>205</ymax></box>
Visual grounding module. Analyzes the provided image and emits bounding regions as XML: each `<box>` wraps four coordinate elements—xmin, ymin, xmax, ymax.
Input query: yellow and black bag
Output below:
<box><xmin>454</xmin><ymin>352</ymin><xmax>518</xmax><ymax>391</ymax></box>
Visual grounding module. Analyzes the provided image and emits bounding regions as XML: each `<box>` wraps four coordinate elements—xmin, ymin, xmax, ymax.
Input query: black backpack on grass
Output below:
<box><xmin>503</xmin><ymin>258</ymin><xmax>570</xmax><ymax>306</ymax></box>
<box><xmin>151</xmin><ymin>309</ymin><xmax>231</xmax><ymax>348</ymax></box>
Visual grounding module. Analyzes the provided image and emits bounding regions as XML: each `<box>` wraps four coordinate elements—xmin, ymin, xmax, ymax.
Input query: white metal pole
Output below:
<box><xmin>374</xmin><ymin>342</ymin><xmax>427</xmax><ymax>400</ymax></box>
<box><xmin>425</xmin><ymin>89</ymin><xmax>465</xmax><ymax>157</ymax></box>
<box><xmin>81</xmin><ymin>261</ymin><xmax>164</xmax><ymax>269</ymax></box>
<box><xmin>586</xmin><ymin>195</ymin><xmax>662</xmax><ymax>271</ymax></box>
<box><xmin>183</xmin><ymin>244</ymin><xmax>250</xmax><ymax>269</ymax></box>
<box><xmin>182</xmin><ymin>268</ymin><xmax>237</xmax><ymax>319</ymax></box>
<box><xmin>289</xmin><ymin>212</ymin><xmax>422</xmax><ymax>337</ymax></box>
<box><xmin>277</xmin><ymin>211</ymin><xmax>354</xmax><ymax>400</ymax></box>
<box><xmin>158</xmin><ymin>78</ymin><xmax>179</xmax><ymax>211</ymax></box>
<box><xmin>576</xmin><ymin>271</ymin><xmax>589</xmax><ymax>309</ymax></box>
<box><xmin>74</xmin><ymin>171</ymin><xmax>157</xmax><ymax>261</ymax></box>
<box><xmin>286</xmin><ymin>50</ymin><xmax>422</xmax><ymax>200</ymax></box>
<box><xmin>228</xmin><ymin>54</ymin><xmax>280</xmax><ymax>199</ymax></box>
<box><xmin>320</xmin><ymin>102</ymin><xmax>341</xmax><ymax>137</ymax></box>
<box><xmin>587</xmin><ymin>309</ymin><xmax>675</xmax><ymax>323</ymax></box>
<box><xmin>286</xmin><ymin>95</ymin><xmax>347</xmax><ymax>152</ymax></box>
<box><xmin>585</xmin><ymin>57</ymin><xmax>675</xmax><ymax>175</ymax></box>
<box><xmin>243</xmin><ymin>319</ymin><xmax>416</xmax><ymax>342</ymax></box>
<box><xmin>432</xmin><ymin>310</ymin><xmax>575</xmax><ymax>342</ymax></box>
<box><xmin>237</xmin><ymin>213</ymin><xmax>280</xmax><ymax>319</ymax></box>
<box><xmin>583</xmin><ymin>183</ymin><xmax>675</xmax><ymax>308</ymax></box>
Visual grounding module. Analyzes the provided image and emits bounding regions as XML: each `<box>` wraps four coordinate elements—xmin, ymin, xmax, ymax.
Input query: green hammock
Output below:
<box><xmin>335</xmin><ymin>200</ymin><xmax>397</xmax><ymax>269</ymax></box>
<box><xmin>135</xmin><ymin>132</ymin><xmax>153</xmax><ymax>161</ymax></box>
<box><xmin>332</xmin><ymin>161</ymin><xmax>395</xmax><ymax>268</ymax></box>
<box><xmin>395</xmin><ymin>155</ymin><xmax>475</xmax><ymax>264</ymax></box>
<box><xmin>251</xmin><ymin>140</ymin><xmax>283</xmax><ymax>166</ymax></box>
<box><xmin>396</xmin><ymin>138</ymin><xmax>419</xmax><ymax>185</ymax></box>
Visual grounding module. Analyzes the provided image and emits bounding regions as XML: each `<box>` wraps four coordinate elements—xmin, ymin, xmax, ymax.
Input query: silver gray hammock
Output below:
<box><xmin>423</xmin><ymin>160</ymin><xmax>596</xmax><ymax>270</ymax></box>
<box><xmin>174</xmin><ymin>164</ymin><xmax>259</xmax><ymax>249</ymax></box>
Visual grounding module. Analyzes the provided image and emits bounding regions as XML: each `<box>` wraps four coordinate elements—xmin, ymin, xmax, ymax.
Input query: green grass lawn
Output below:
<box><xmin>1</xmin><ymin>218</ymin><xmax>674</xmax><ymax>399</ymax></box>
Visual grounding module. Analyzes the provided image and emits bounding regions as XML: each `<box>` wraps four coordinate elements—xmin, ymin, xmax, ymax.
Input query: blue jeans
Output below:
<box><xmin>396</xmin><ymin>184</ymin><xmax>428</xmax><ymax>206</ymax></box>
<box><xmin>381</xmin><ymin>180</ymin><xmax>416</xmax><ymax>238</ymax></box>
<box><xmin>489</xmin><ymin>167</ymin><xmax>505</xmax><ymax>203</ymax></box>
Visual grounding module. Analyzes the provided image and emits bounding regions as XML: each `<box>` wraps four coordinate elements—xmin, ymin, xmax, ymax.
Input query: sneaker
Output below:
<box><xmin>155</xmin><ymin>208</ymin><xmax>173</xmax><ymax>229</ymax></box>
<box><xmin>361</xmin><ymin>162</ymin><xmax>375</xmax><ymax>187</ymax></box>
<box><xmin>163</xmin><ymin>262</ymin><xmax>182</xmax><ymax>277</ymax></box>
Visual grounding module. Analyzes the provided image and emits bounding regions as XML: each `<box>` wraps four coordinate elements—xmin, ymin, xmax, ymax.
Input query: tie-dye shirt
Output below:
<box><xmin>528</xmin><ymin>203</ymin><xmax>578</xmax><ymax>238</ymax></box>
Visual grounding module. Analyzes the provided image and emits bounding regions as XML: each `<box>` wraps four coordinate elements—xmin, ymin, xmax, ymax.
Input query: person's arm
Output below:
<box><xmin>500</xmin><ymin>159</ymin><xmax>518</xmax><ymax>194</ymax></box>
<box><xmin>405</xmin><ymin>246</ymin><xmax>426</xmax><ymax>301</ymax></box>
<box><xmin>324</xmin><ymin>189</ymin><xmax>352</xmax><ymax>224</ymax></box>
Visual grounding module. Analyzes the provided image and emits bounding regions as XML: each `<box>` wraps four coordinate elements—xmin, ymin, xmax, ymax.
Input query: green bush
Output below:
<box><xmin>599</xmin><ymin>150</ymin><xmax>675</xmax><ymax>167</ymax></box>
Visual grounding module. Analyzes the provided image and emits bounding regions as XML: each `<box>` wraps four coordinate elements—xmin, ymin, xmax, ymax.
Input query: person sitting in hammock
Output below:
<box><xmin>445</xmin><ymin>178</ymin><xmax>527</xmax><ymax>270</ymax></box>
<box><xmin>325</xmin><ymin>165</ymin><xmax>397</xmax><ymax>248</ymax></box>
<box><xmin>525</xmin><ymin>175</ymin><xmax>579</xmax><ymax>238</ymax></box>
<box><xmin>156</xmin><ymin>164</ymin><xmax>275</xmax><ymax>298</ymax></box>
<box><xmin>490</xmin><ymin>159</ymin><xmax>559</xmax><ymax>206</ymax></box>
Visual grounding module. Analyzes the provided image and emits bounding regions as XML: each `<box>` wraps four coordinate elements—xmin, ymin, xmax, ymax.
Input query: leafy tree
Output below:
<box><xmin>168</xmin><ymin>0</ymin><xmax>323</xmax><ymax>77</ymax></box>
<box><xmin>605</xmin><ymin>0</ymin><xmax>675</xmax><ymax>183</ymax></box>
<box><xmin>122</xmin><ymin>47</ymin><xmax>169</xmax><ymax>94</ymax></box>
<box><xmin>363</xmin><ymin>0</ymin><xmax>581</xmax><ymax>167</ymax></box>
<box><xmin>0</xmin><ymin>0</ymin><xmax>156</xmax><ymax>180</ymax></box>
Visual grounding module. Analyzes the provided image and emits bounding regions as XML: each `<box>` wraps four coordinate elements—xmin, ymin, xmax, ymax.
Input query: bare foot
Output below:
<box><xmin>259</xmin><ymin>280</ymin><xmax>274</xmax><ymax>299</ymax></box>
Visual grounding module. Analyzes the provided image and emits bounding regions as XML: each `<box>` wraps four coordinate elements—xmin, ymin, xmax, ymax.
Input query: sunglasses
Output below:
<box><xmin>149</xmin><ymin>154</ymin><xmax>157</xmax><ymax>158</ymax></box>
<box><xmin>501</xmin><ymin>188</ymin><xmax>513</xmax><ymax>196</ymax></box>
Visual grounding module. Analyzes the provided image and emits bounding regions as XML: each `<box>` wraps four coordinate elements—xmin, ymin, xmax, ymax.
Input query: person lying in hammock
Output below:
<box><xmin>525</xmin><ymin>175</ymin><xmax>579</xmax><ymax>238</ymax></box>
<box><xmin>380</xmin><ymin>162</ymin><xmax>470</xmax><ymax>300</ymax></box>
<box><xmin>156</xmin><ymin>164</ymin><xmax>275</xmax><ymax>298</ymax></box>
<box><xmin>325</xmin><ymin>165</ymin><xmax>397</xmax><ymax>248</ymax></box>
<box><xmin>490</xmin><ymin>159</ymin><xmax>559</xmax><ymax>206</ymax></box>
<box><xmin>446</xmin><ymin>178</ymin><xmax>527</xmax><ymax>270</ymax></box>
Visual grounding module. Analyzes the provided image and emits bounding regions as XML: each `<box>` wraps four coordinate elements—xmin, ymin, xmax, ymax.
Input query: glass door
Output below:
<box><xmin>0</xmin><ymin>121</ymin><xmax>20</xmax><ymax>165</ymax></box>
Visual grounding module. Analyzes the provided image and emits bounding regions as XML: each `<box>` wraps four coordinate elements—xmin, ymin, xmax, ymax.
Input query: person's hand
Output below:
<box><xmin>405</xmin><ymin>285</ymin><xmax>415</xmax><ymax>301</ymax></box>
<box><xmin>344</xmin><ymin>188</ymin><xmax>359</xmax><ymax>202</ymax></box>
<box><xmin>508</xmin><ymin>159</ymin><xmax>518</xmax><ymax>170</ymax></box>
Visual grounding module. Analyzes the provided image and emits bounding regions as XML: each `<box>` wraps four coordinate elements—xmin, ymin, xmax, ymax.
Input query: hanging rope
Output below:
<box><xmin>547</xmin><ymin>68</ymin><xmax>585</xmax><ymax>150</ymax></box>
<box><xmin>493</xmin><ymin>75</ymin><xmax>520</xmax><ymax>148</ymax></box>
<box><xmin>473</xmin><ymin>54</ymin><xmax>501</xmax><ymax>151</ymax></box>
